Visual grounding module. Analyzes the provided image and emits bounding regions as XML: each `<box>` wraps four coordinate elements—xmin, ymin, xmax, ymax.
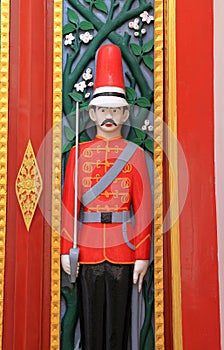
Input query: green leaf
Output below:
<box><xmin>132</xmin><ymin>138</ymin><xmax>143</xmax><ymax>146</ymax></box>
<box><xmin>125</xmin><ymin>87</ymin><xmax>137</xmax><ymax>101</ymax></box>
<box><xmin>135</xmin><ymin>128</ymin><xmax>146</xmax><ymax>140</ymax></box>
<box><xmin>64</xmin><ymin>126</ymin><xmax>75</xmax><ymax>141</ymax></box>
<box><xmin>136</xmin><ymin>97</ymin><xmax>151</xmax><ymax>108</ymax></box>
<box><xmin>94</xmin><ymin>0</ymin><xmax>108</xmax><ymax>14</ymax></box>
<box><xmin>62</xmin><ymin>141</ymin><xmax>73</xmax><ymax>154</ymax></box>
<box><xmin>145</xmin><ymin>138</ymin><xmax>154</xmax><ymax>153</ymax></box>
<box><xmin>142</xmin><ymin>39</ymin><xmax>154</xmax><ymax>53</ymax></box>
<box><xmin>130</xmin><ymin>43</ymin><xmax>142</xmax><ymax>56</ymax></box>
<box><xmin>80</xmin><ymin>21</ymin><xmax>94</xmax><ymax>31</ymax></box>
<box><xmin>68</xmin><ymin>8</ymin><xmax>79</xmax><ymax>25</ymax></box>
<box><xmin>66</xmin><ymin>113</ymin><xmax>75</xmax><ymax>129</ymax></box>
<box><xmin>143</xmin><ymin>56</ymin><xmax>154</xmax><ymax>71</ymax></box>
<box><xmin>79</xmin><ymin>131</ymin><xmax>91</xmax><ymax>143</ymax></box>
<box><xmin>80</xmin><ymin>101</ymin><xmax>90</xmax><ymax>110</ymax></box>
<box><xmin>63</xmin><ymin>23</ymin><xmax>76</xmax><ymax>35</ymax></box>
<box><xmin>69</xmin><ymin>92</ymin><xmax>83</xmax><ymax>103</ymax></box>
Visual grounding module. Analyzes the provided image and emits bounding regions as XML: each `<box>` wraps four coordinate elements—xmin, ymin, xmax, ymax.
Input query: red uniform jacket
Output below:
<box><xmin>61</xmin><ymin>136</ymin><xmax>152</xmax><ymax>264</ymax></box>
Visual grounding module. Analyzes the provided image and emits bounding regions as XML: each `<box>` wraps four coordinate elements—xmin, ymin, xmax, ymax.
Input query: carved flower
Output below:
<box><xmin>82</xmin><ymin>68</ymin><xmax>92</xmax><ymax>81</ymax></box>
<box><xmin>144</xmin><ymin>119</ymin><xmax>150</xmax><ymax>126</ymax></box>
<box><xmin>74</xmin><ymin>81</ymin><xmax>87</xmax><ymax>92</ymax></box>
<box><xmin>80</xmin><ymin>32</ymin><xmax>93</xmax><ymax>44</ymax></box>
<box><xmin>134</xmin><ymin>32</ymin><xmax>139</xmax><ymax>37</ymax></box>
<box><xmin>64</xmin><ymin>33</ymin><xmax>75</xmax><ymax>46</ymax></box>
<box><xmin>133</xmin><ymin>18</ymin><xmax>140</xmax><ymax>30</ymax></box>
<box><xmin>142</xmin><ymin>119</ymin><xmax>153</xmax><ymax>132</ymax></box>
<box><xmin>88</xmin><ymin>82</ymin><xmax>94</xmax><ymax>87</ymax></box>
<box><xmin>129</xmin><ymin>18</ymin><xmax>140</xmax><ymax>30</ymax></box>
<box><xmin>140</xmin><ymin>11</ymin><xmax>154</xmax><ymax>24</ymax></box>
<box><xmin>85</xmin><ymin>93</ymin><xmax>90</xmax><ymax>99</ymax></box>
<box><xmin>141</xmin><ymin>28</ymin><xmax>147</xmax><ymax>35</ymax></box>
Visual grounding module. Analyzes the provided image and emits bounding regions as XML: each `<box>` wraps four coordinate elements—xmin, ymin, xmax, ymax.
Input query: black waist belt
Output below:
<box><xmin>82</xmin><ymin>211</ymin><xmax>131</xmax><ymax>224</ymax></box>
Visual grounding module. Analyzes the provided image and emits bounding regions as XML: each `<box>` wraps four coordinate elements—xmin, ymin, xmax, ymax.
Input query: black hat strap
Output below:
<box><xmin>92</xmin><ymin>92</ymin><xmax>126</xmax><ymax>99</ymax></box>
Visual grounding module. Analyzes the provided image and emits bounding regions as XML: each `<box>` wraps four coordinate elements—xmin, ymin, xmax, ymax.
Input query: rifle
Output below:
<box><xmin>69</xmin><ymin>102</ymin><xmax>80</xmax><ymax>283</ymax></box>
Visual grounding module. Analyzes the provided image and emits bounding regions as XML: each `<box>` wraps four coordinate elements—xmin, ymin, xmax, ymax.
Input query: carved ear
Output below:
<box><xmin>121</xmin><ymin>108</ymin><xmax>129</xmax><ymax>123</ymax></box>
<box><xmin>89</xmin><ymin>108</ymin><xmax>96</xmax><ymax>122</ymax></box>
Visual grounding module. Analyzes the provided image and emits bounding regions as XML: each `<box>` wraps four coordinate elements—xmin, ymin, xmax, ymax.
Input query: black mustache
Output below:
<box><xmin>101</xmin><ymin>119</ymin><xmax>118</xmax><ymax>126</ymax></box>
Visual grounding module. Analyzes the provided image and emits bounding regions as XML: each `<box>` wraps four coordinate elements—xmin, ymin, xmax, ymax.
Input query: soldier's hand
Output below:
<box><xmin>61</xmin><ymin>254</ymin><xmax>80</xmax><ymax>278</ymax></box>
<box><xmin>133</xmin><ymin>260</ymin><xmax>149</xmax><ymax>293</ymax></box>
<box><xmin>61</xmin><ymin>254</ymin><xmax>71</xmax><ymax>275</ymax></box>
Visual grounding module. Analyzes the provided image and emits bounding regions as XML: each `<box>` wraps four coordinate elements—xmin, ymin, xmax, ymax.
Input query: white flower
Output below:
<box><xmin>144</xmin><ymin>119</ymin><xmax>150</xmax><ymax>126</ymax></box>
<box><xmin>82</xmin><ymin>68</ymin><xmax>92</xmax><ymax>81</ymax></box>
<box><xmin>142</xmin><ymin>125</ymin><xmax>147</xmax><ymax>131</ymax></box>
<box><xmin>80</xmin><ymin>32</ymin><xmax>93</xmax><ymax>44</ymax></box>
<box><xmin>133</xmin><ymin>18</ymin><xmax>140</xmax><ymax>30</ymax></box>
<box><xmin>140</xmin><ymin>11</ymin><xmax>154</xmax><ymax>24</ymax></box>
<box><xmin>64</xmin><ymin>33</ymin><xmax>75</xmax><ymax>46</ymax></box>
<box><xmin>85</xmin><ymin>93</ymin><xmax>90</xmax><ymax>99</ymax></box>
<box><xmin>134</xmin><ymin>32</ymin><xmax>139</xmax><ymax>37</ymax></box>
<box><xmin>148</xmin><ymin>125</ymin><xmax>154</xmax><ymax>132</ymax></box>
<box><xmin>74</xmin><ymin>81</ymin><xmax>86</xmax><ymax>92</ymax></box>
<box><xmin>88</xmin><ymin>82</ymin><xmax>94</xmax><ymax>87</ymax></box>
<box><xmin>141</xmin><ymin>28</ymin><xmax>147</xmax><ymax>35</ymax></box>
<box><xmin>129</xmin><ymin>18</ymin><xmax>139</xmax><ymax>30</ymax></box>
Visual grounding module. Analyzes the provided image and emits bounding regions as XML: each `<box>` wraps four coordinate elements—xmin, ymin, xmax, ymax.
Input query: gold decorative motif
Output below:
<box><xmin>83</xmin><ymin>148</ymin><xmax>93</xmax><ymax>158</ymax></box>
<box><xmin>121</xmin><ymin>178</ymin><xmax>131</xmax><ymax>189</ymax></box>
<box><xmin>51</xmin><ymin>0</ymin><xmax>63</xmax><ymax>349</ymax></box>
<box><xmin>82</xmin><ymin>177</ymin><xmax>92</xmax><ymax>188</ymax></box>
<box><xmin>83</xmin><ymin>162</ymin><xmax>93</xmax><ymax>173</ymax></box>
<box><xmin>0</xmin><ymin>1</ymin><xmax>10</xmax><ymax>347</ymax></box>
<box><xmin>164</xmin><ymin>0</ymin><xmax>183</xmax><ymax>348</ymax></box>
<box><xmin>122</xmin><ymin>163</ymin><xmax>132</xmax><ymax>173</ymax></box>
<box><xmin>154</xmin><ymin>0</ymin><xmax>165</xmax><ymax>349</ymax></box>
<box><xmin>15</xmin><ymin>141</ymin><xmax>43</xmax><ymax>231</ymax></box>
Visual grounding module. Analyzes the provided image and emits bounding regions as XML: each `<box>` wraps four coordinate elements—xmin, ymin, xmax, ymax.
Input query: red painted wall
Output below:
<box><xmin>176</xmin><ymin>1</ymin><xmax>221</xmax><ymax>349</ymax></box>
<box><xmin>2</xmin><ymin>0</ymin><xmax>221</xmax><ymax>349</ymax></box>
<box><xmin>3</xmin><ymin>1</ymin><xmax>53</xmax><ymax>349</ymax></box>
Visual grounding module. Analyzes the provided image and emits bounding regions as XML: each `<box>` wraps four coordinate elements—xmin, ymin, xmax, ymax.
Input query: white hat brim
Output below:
<box><xmin>89</xmin><ymin>95</ymin><xmax>129</xmax><ymax>107</ymax></box>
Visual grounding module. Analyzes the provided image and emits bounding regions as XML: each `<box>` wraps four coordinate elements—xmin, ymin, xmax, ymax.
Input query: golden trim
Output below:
<box><xmin>0</xmin><ymin>0</ymin><xmax>10</xmax><ymax>347</ymax></box>
<box><xmin>154</xmin><ymin>1</ymin><xmax>165</xmax><ymax>349</ymax></box>
<box><xmin>51</xmin><ymin>0</ymin><xmax>62</xmax><ymax>349</ymax></box>
<box><xmin>15</xmin><ymin>140</ymin><xmax>43</xmax><ymax>231</ymax></box>
<box><xmin>165</xmin><ymin>0</ymin><xmax>183</xmax><ymax>348</ymax></box>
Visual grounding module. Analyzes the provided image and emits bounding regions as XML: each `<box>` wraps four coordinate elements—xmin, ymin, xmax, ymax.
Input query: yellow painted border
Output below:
<box><xmin>164</xmin><ymin>0</ymin><xmax>183</xmax><ymax>348</ymax></box>
<box><xmin>154</xmin><ymin>1</ymin><xmax>165</xmax><ymax>349</ymax></box>
<box><xmin>51</xmin><ymin>0</ymin><xmax>62</xmax><ymax>349</ymax></box>
<box><xmin>0</xmin><ymin>0</ymin><xmax>10</xmax><ymax>348</ymax></box>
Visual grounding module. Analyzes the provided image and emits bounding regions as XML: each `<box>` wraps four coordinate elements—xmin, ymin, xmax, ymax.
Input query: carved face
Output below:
<box><xmin>89</xmin><ymin>106</ymin><xmax>129</xmax><ymax>136</ymax></box>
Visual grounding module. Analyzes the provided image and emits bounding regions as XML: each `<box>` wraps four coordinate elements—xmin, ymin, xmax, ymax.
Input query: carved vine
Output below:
<box><xmin>62</xmin><ymin>0</ymin><xmax>154</xmax><ymax>155</ymax></box>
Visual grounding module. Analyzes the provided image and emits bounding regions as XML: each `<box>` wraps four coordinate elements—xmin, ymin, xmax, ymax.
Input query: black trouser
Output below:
<box><xmin>77</xmin><ymin>262</ymin><xmax>134</xmax><ymax>350</ymax></box>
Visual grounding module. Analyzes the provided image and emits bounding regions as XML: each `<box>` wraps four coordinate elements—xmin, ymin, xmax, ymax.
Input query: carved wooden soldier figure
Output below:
<box><xmin>61</xmin><ymin>44</ymin><xmax>152</xmax><ymax>350</ymax></box>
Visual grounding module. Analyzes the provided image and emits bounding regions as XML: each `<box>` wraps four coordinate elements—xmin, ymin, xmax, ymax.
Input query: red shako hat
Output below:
<box><xmin>89</xmin><ymin>44</ymin><xmax>128</xmax><ymax>107</ymax></box>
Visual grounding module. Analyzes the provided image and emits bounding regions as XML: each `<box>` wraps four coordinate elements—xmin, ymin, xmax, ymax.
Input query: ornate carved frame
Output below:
<box><xmin>0</xmin><ymin>0</ymin><xmax>183</xmax><ymax>349</ymax></box>
<box><xmin>0</xmin><ymin>1</ymin><xmax>10</xmax><ymax>348</ymax></box>
<box><xmin>51</xmin><ymin>1</ymin><xmax>167</xmax><ymax>349</ymax></box>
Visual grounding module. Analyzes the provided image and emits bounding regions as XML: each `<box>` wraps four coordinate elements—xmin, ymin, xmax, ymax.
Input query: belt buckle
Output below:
<box><xmin>101</xmin><ymin>212</ymin><xmax>112</xmax><ymax>223</ymax></box>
